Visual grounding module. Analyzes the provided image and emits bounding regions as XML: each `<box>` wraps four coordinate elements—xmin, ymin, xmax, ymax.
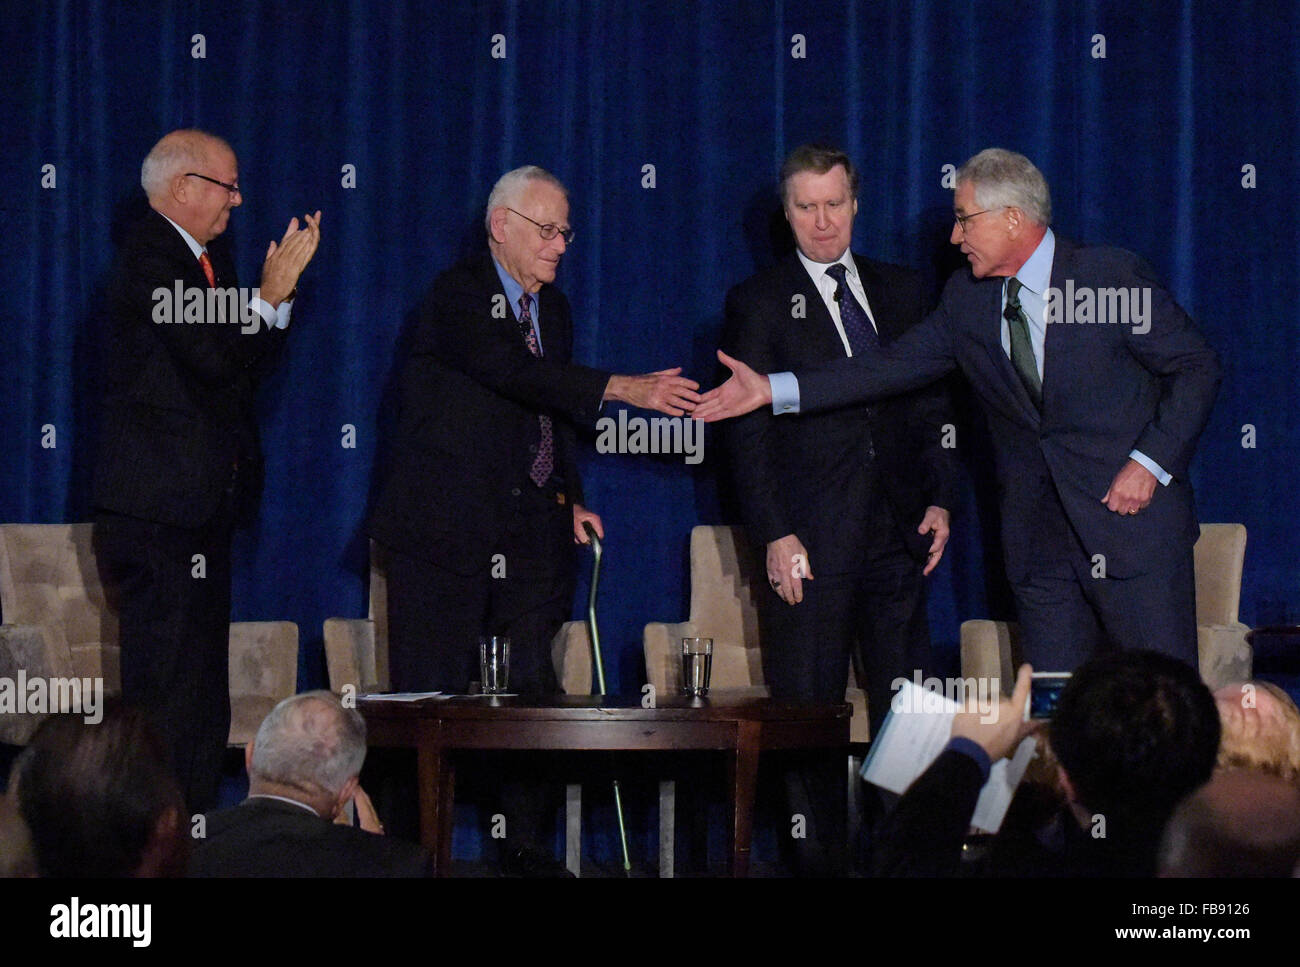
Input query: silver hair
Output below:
<box><xmin>248</xmin><ymin>690</ymin><xmax>367</xmax><ymax>796</ymax></box>
<box><xmin>956</xmin><ymin>148</ymin><xmax>1052</xmax><ymax>226</ymax></box>
<box><xmin>140</xmin><ymin>129</ymin><xmax>230</xmax><ymax>199</ymax></box>
<box><xmin>484</xmin><ymin>165</ymin><xmax>567</xmax><ymax>231</ymax></box>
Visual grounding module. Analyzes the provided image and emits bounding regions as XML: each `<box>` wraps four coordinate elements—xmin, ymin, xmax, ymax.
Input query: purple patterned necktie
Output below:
<box><xmin>518</xmin><ymin>294</ymin><xmax>554</xmax><ymax>486</ymax></box>
<box><xmin>824</xmin><ymin>262</ymin><xmax>878</xmax><ymax>354</ymax></box>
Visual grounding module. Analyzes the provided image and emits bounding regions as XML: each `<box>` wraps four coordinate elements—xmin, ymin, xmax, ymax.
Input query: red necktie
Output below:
<box><xmin>198</xmin><ymin>251</ymin><xmax>216</xmax><ymax>288</ymax></box>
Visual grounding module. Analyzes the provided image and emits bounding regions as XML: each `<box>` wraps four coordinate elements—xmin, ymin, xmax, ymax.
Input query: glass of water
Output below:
<box><xmin>480</xmin><ymin>636</ymin><xmax>510</xmax><ymax>694</ymax></box>
<box><xmin>681</xmin><ymin>637</ymin><xmax>713</xmax><ymax>697</ymax></box>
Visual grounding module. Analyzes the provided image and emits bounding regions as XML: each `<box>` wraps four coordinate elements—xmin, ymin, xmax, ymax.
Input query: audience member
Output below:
<box><xmin>14</xmin><ymin>703</ymin><xmax>188</xmax><ymax>877</ymax></box>
<box><xmin>1214</xmin><ymin>680</ymin><xmax>1300</xmax><ymax>783</ymax></box>
<box><xmin>189</xmin><ymin>690</ymin><xmax>431</xmax><ymax>877</ymax></box>
<box><xmin>1158</xmin><ymin>769</ymin><xmax>1300</xmax><ymax>876</ymax></box>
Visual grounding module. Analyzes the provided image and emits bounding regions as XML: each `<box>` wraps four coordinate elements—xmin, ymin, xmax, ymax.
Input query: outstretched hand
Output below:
<box><xmin>693</xmin><ymin>350</ymin><xmax>773</xmax><ymax>422</ymax></box>
<box><xmin>604</xmin><ymin>367</ymin><xmax>701</xmax><ymax>416</ymax></box>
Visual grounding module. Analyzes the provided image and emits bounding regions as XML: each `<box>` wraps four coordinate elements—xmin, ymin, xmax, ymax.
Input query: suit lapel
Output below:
<box><xmin>973</xmin><ymin>276</ymin><xmax>1042</xmax><ymax>425</ymax></box>
<box><xmin>854</xmin><ymin>255</ymin><xmax>901</xmax><ymax>344</ymax></box>
<box><xmin>783</xmin><ymin>254</ymin><xmax>849</xmax><ymax>359</ymax></box>
<box><xmin>1041</xmin><ymin>236</ymin><xmax>1077</xmax><ymax>408</ymax></box>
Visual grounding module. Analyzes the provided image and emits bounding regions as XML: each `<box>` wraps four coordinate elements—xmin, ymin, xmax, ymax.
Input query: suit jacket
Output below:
<box><xmin>369</xmin><ymin>252</ymin><xmax>610</xmax><ymax>573</ymax></box>
<box><xmin>796</xmin><ymin>238</ymin><xmax>1221</xmax><ymax>579</ymax></box>
<box><xmin>719</xmin><ymin>253</ymin><xmax>958</xmax><ymax>571</ymax></box>
<box><xmin>93</xmin><ymin>208</ymin><xmax>288</xmax><ymax>528</ymax></box>
<box><xmin>188</xmin><ymin>797</ymin><xmax>433</xmax><ymax>877</ymax></box>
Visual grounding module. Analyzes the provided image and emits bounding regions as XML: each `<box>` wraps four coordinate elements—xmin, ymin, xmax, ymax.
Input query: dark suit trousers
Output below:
<box><xmin>1010</xmin><ymin>489</ymin><xmax>1198</xmax><ymax>672</ymax></box>
<box><xmin>93</xmin><ymin>503</ymin><xmax>234</xmax><ymax>814</ymax></box>
<box><xmin>384</xmin><ymin>487</ymin><xmax>574</xmax><ymax>858</ymax></box>
<box><xmin>758</xmin><ymin>480</ymin><xmax>930</xmax><ymax>875</ymax></box>
<box><xmin>385</xmin><ymin>487</ymin><xmax>573</xmax><ymax>695</ymax></box>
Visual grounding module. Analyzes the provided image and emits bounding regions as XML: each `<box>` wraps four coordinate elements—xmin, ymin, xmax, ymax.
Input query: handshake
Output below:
<box><xmin>602</xmin><ymin>350</ymin><xmax>765</xmax><ymax>420</ymax></box>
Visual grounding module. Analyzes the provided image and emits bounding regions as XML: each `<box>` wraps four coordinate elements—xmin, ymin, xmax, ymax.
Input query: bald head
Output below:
<box><xmin>1159</xmin><ymin>769</ymin><xmax>1300</xmax><ymax>876</ymax></box>
<box><xmin>141</xmin><ymin>129</ymin><xmax>241</xmax><ymax>244</ymax></box>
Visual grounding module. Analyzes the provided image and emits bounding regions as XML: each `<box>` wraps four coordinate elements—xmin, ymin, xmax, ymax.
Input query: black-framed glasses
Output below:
<box><xmin>186</xmin><ymin>172</ymin><xmax>241</xmax><ymax>195</ymax></box>
<box><xmin>507</xmin><ymin>207</ymin><xmax>575</xmax><ymax>244</ymax></box>
<box><xmin>953</xmin><ymin>207</ymin><xmax>1003</xmax><ymax>232</ymax></box>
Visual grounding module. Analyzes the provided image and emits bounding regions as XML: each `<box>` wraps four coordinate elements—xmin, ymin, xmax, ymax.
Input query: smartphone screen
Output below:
<box><xmin>1028</xmin><ymin>672</ymin><xmax>1071</xmax><ymax>719</ymax></box>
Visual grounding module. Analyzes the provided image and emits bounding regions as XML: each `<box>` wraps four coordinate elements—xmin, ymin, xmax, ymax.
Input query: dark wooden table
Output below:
<box><xmin>359</xmin><ymin>694</ymin><xmax>851</xmax><ymax>877</ymax></box>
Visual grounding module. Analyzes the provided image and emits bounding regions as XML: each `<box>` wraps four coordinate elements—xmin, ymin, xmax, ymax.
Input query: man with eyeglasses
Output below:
<box><xmin>92</xmin><ymin>129</ymin><xmax>320</xmax><ymax>812</ymax></box>
<box><xmin>368</xmin><ymin>165</ymin><xmax>699</xmax><ymax>874</ymax></box>
<box><xmin>697</xmin><ymin>148</ymin><xmax>1219</xmax><ymax>675</ymax></box>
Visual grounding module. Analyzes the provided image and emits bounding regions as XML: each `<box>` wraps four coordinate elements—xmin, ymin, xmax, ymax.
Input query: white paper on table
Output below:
<box><xmin>860</xmin><ymin>679</ymin><xmax>1036</xmax><ymax>834</ymax></box>
<box><xmin>362</xmin><ymin>691</ymin><xmax>443</xmax><ymax>702</ymax></box>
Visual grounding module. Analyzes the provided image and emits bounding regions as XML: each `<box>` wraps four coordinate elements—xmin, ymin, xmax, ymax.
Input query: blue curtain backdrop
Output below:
<box><xmin>3</xmin><ymin>0</ymin><xmax>1297</xmax><ymax>700</ymax></box>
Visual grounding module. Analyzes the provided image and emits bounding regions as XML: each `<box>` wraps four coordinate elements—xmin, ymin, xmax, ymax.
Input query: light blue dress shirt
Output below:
<box><xmin>493</xmin><ymin>257</ymin><xmax>543</xmax><ymax>353</ymax></box>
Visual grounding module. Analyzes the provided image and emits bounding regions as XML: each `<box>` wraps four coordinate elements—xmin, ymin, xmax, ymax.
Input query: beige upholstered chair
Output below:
<box><xmin>323</xmin><ymin>541</ymin><xmax>592</xmax><ymax>696</ymax></box>
<box><xmin>0</xmin><ymin>523</ymin><xmax>298</xmax><ymax>746</ymax></box>
<box><xmin>643</xmin><ymin>525</ymin><xmax>871</xmax><ymax>743</ymax></box>
<box><xmin>959</xmin><ymin>523</ymin><xmax>1252</xmax><ymax>691</ymax></box>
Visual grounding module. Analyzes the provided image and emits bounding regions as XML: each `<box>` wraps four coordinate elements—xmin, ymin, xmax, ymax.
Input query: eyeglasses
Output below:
<box><xmin>186</xmin><ymin>172</ymin><xmax>241</xmax><ymax>196</ymax></box>
<box><xmin>507</xmin><ymin>207</ymin><xmax>575</xmax><ymax>244</ymax></box>
<box><xmin>953</xmin><ymin>207</ymin><xmax>1003</xmax><ymax>232</ymax></box>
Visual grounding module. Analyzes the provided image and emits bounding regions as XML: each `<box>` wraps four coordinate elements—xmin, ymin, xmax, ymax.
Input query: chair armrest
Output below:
<box><xmin>323</xmin><ymin>618</ymin><xmax>378</xmax><ymax>694</ymax></box>
<box><xmin>0</xmin><ymin>624</ymin><xmax>73</xmax><ymax>745</ymax></box>
<box><xmin>1197</xmin><ymin>622</ymin><xmax>1253</xmax><ymax>690</ymax></box>
<box><xmin>229</xmin><ymin>621</ymin><xmax>299</xmax><ymax>700</ymax></box>
<box><xmin>228</xmin><ymin>621</ymin><xmax>299</xmax><ymax>747</ymax></box>
<box><xmin>960</xmin><ymin>619</ymin><xmax>1017</xmax><ymax>687</ymax></box>
<box><xmin>643</xmin><ymin>621</ymin><xmax>695</xmax><ymax>694</ymax></box>
<box><xmin>551</xmin><ymin>620</ymin><xmax>593</xmax><ymax>696</ymax></box>
<box><xmin>845</xmin><ymin>686</ymin><xmax>871</xmax><ymax>744</ymax></box>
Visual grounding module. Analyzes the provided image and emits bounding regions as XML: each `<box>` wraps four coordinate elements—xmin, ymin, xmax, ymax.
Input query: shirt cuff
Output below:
<box><xmin>249</xmin><ymin>297</ymin><xmax>292</xmax><ymax>331</ymax></box>
<box><xmin>1129</xmin><ymin>449</ymin><xmax>1171</xmax><ymax>485</ymax></box>
<box><xmin>945</xmin><ymin>736</ymin><xmax>992</xmax><ymax>784</ymax></box>
<box><xmin>769</xmin><ymin>371</ymin><xmax>800</xmax><ymax>414</ymax></box>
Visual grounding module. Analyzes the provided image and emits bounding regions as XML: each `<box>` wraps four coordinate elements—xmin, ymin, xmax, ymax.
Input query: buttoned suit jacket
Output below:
<box><xmin>369</xmin><ymin>252</ymin><xmax>610</xmax><ymax>574</ymax></box>
<box><xmin>795</xmin><ymin>238</ymin><xmax>1221</xmax><ymax>580</ymax></box>
<box><xmin>93</xmin><ymin>208</ymin><xmax>287</xmax><ymax>527</ymax></box>
<box><xmin>719</xmin><ymin>252</ymin><xmax>959</xmax><ymax>573</ymax></box>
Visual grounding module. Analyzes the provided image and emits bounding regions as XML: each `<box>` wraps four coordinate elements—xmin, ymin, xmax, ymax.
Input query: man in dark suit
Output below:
<box><xmin>718</xmin><ymin>145</ymin><xmax>958</xmax><ymax>874</ymax></box>
<box><xmin>190</xmin><ymin>691</ymin><xmax>432</xmax><ymax>877</ymax></box>
<box><xmin>699</xmin><ymin>149</ymin><xmax>1220</xmax><ymax>673</ymax></box>
<box><xmin>368</xmin><ymin>165</ymin><xmax>698</xmax><ymax>870</ymax></box>
<box><xmin>92</xmin><ymin>129</ymin><xmax>321</xmax><ymax>812</ymax></box>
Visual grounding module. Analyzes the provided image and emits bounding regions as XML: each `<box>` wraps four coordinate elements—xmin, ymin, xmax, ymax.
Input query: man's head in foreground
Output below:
<box><xmin>485</xmin><ymin>165</ymin><xmax>572</xmax><ymax>294</ymax></box>
<box><xmin>779</xmin><ymin>143</ymin><xmax>858</xmax><ymax>264</ymax></box>
<box><xmin>142</xmin><ymin>128</ymin><xmax>241</xmax><ymax>245</ymax></box>
<box><xmin>14</xmin><ymin>703</ymin><xmax>187</xmax><ymax>877</ymax></box>
<box><xmin>246</xmin><ymin>690</ymin><xmax>368</xmax><ymax>820</ymax></box>
<box><xmin>1049</xmin><ymin>650</ymin><xmax>1220</xmax><ymax>847</ymax></box>
<box><xmin>1157</xmin><ymin>768</ymin><xmax>1300</xmax><ymax>876</ymax></box>
<box><xmin>951</xmin><ymin>147</ymin><xmax>1050</xmax><ymax>279</ymax></box>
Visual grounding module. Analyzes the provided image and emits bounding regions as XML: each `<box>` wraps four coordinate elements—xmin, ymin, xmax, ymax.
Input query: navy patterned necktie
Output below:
<box><xmin>824</xmin><ymin>262</ymin><xmax>878</xmax><ymax>355</ymax></box>
<box><xmin>1004</xmin><ymin>277</ymin><xmax>1042</xmax><ymax>409</ymax></box>
<box><xmin>518</xmin><ymin>294</ymin><xmax>554</xmax><ymax>486</ymax></box>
